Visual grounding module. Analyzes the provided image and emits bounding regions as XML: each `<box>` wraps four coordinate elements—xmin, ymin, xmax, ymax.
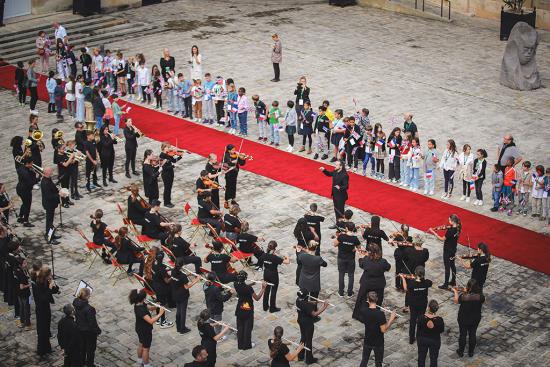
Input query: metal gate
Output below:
<box><xmin>3</xmin><ymin>0</ymin><xmax>32</xmax><ymax>20</ymax></box>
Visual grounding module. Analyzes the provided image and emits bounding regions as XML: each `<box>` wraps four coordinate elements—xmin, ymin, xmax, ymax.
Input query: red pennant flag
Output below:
<box><xmin>184</xmin><ymin>202</ymin><xmax>191</xmax><ymax>215</ymax></box>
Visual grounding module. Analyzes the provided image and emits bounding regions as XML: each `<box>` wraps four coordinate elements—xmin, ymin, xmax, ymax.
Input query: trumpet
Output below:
<box><xmin>111</xmin><ymin>133</ymin><xmax>125</xmax><ymax>143</ymax></box>
<box><xmin>64</xmin><ymin>149</ymin><xmax>86</xmax><ymax>162</ymax></box>
<box><xmin>14</xmin><ymin>156</ymin><xmax>44</xmax><ymax>176</ymax></box>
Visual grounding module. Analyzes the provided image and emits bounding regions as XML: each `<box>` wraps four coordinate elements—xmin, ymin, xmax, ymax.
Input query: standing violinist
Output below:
<box><xmin>143</xmin><ymin>200</ymin><xmax>173</xmax><ymax>245</ymax></box>
<box><xmin>223</xmin><ymin>144</ymin><xmax>247</xmax><ymax>209</ymax></box>
<box><xmin>260</xmin><ymin>240</ymin><xmax>290</xmax><ymax>313</ymax></box>
<box><xmin>159</xmin><ymin>142</ymin><xmax>182</xmax><ymax>208</ymax></box>
<box><xmin>171</xmin><ymin>258</ymin><xmax>200</xmax><ymax>334</ymax></box>
<box><xmin>204</xmin><ymin>240</ymin><xmax>238</xmax><ymax>284</ymax></box>
<box><xmin>223</xmin><ymin>203</ymin><xmax>242</xmax><ymax>242</ymax></box>
<box><xmin>303</xmin><ymin>203</ymin><xmax>324</xmax><ymax>256</ymax></box>
<box><xmin>115</xmin><ymin>226</ymin><xmax>145</xmax><ymax>275</ymax></box>
<box><xmin>236</xmin><ymin>221</ymin><xmax>266</xmax><ymax>270</ymax></box>
<box><xmin>142</xmin><ymin>150</ymin><xmax>160</xmax><ymax>205</ymax></box>
<box><xmin>453</xmin><ymin>279</ymin><xmax>485</xmax><ymax>358</ymax></box>
<box><xmin>205</xmin><ymin>153</ymin><xmax>223</xmax><ymax>209</ymax></box>
<box><xmin>428</xmin><ymin>214</ymin><xmax>461</xmax><ymax>290</ymax></box>
<box><xmin>124</xmin><ymin>119</ymin><xmax>141</xmax><ymax>178</ymax></box>
<box><xmin>389</xmin><ymin>223</ymin><xmax>411</xmax><ymax>291</ymax></box>
<box><xmin>65</xmin><ymin>140</ymin><xmax>82</xmax><ymax>201</ymax></box>
<box><xmin>128</xmin><ymin>184</ymin><xmax>148</xmax><ymax>227</ymax></box>
<box><xmin>459</xmin><ymin>242</ymin><xmax>490</xmax><ymax>293</ymax></box>
<box><xmin>399</xmin><ymin>266</ymin><xmax>432</xmax><ymax>345</ymax></box>
<box><xmin>403</xmin><ymin>235</ymin><xmax>430</xmax><ymax>283</ymax></box>
<box><xmin>197</xmin><ymin>192</ymin><xmax>223</xmax><ymax>236</ymax></box>
<box><xmin>333</xmin><ymin>221</ymin><xmax>361</xmax><ymax>298</ymax></box>
<box><xmin>166</xmin><ymin>224</ymin><xmax>202</xmax><ymax>274</ymax></box>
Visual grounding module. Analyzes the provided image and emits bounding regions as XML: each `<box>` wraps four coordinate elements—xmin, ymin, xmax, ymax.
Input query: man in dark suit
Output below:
<box><xmin>319</xmin><ymin>160</ymin><xmax>349</xmax><ymax>220</ymax></box>
<box><xmin>58</xmin><ymin>304</ymin><xmax>83</xmax><ymax>367</ymax></box>
<box><xmin>123</xmin><ymin>119</ymin><xmax>140</xmax><ymax>178</ymax></box>
<box><xmin>40</xmin><ymin>167</ymin><xmax>61</xmax><ymax>244</ymax></box>
<box><xmin>16</xmin><ymin>158</ymin><xmax>38</xmax><ymax>227</ymax></box>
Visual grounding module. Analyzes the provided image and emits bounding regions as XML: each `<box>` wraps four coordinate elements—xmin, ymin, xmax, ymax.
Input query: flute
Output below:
<box><xmin>145</xmin><ymin>299</ymin><xmax>172</xmax><ymax>313</ymax></box>
<box><xmin>282</xmin><ymin>336</ymin><xmax>311</xmax><ymax>351</ymax></box>
<box><xmin>307</xmin><ymin>295</ymin><xmax>335</xmax><ymax>307</ymax></box>
<box><xmin>375</xmin><ymin>305</ymin><xmax>402</xmax><ymax>318</ymax></box>
<box><xmin>208</xmin><ymin>318</ymin><xmax>237</xmax><ymax>332</ymax></box>
<box><xmin>183</xmin><ymin>267</ymin><xmax>234</xmax><ymax>292</ymax></box>
<box><xmin>249</xmin><ymin>279</ymin><xmax>274</xmax><ymax>287</ymax></box>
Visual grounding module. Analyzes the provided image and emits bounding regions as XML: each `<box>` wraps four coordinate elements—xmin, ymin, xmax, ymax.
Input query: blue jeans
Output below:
<box><xmin>48</xmin><ymin>92</ymin><xmax>55</xmax><ymax>103</ymax></box>
<box><xmin>492</xmin><ymin>189</ymin><xmax>501</xmax><ymax>209</ymax></box>
<box><xmin>424</xmin><ymin>171</ymin><xmax>435</xmax><ymax>193</ymax></box>
<box><xmin>176</xmin><ymin>97</ymin><xmax>184</xmax><ymax>113</ymax></box>
<box><xmin>238</xmin><ymin>111</ymin><xmax>248</xmax><ymax>135</ymax></box>
<box><xmin>501</xmin><ymin>186</ymin><xmax>514</xmax><ymax>208</ymax></box>
<box><xmin>269</xmin><ymin>124</ymin><xmax>279</xmax><ymax>144</ymax></box>
<box><xmin>409</xmin><ymin>167</ymin><xmax>420</xmax><ymax>189</ymax></box>
<box><xmin>95</xmin><ymin>116</ymin><xmax>103</xmax><ymax>129</ymax></box>
<box><xmin>400</xmin><ymin>159</ymin><xmax>409</xmax><ymax>183</ymax></box>
<box><xmin>362</xmin><ymin>152</ymin><xmax>375</xmax><ymax>172</ymax></box>
<box><xmin>114</xmin><ymin>114</ymin><xmax>121</xmax><ymax>135</ymax></box>
<box><xmin>230</xmin><ymin>112</ymin><xmax>237</xmax><ymax>129</ymax></box>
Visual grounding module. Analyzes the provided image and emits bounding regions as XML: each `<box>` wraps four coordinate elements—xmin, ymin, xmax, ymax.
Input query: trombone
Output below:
<box><xmin>14</xmin><ymin>156</ymin><xmax>44</xmax><ymax>176</ymax></box>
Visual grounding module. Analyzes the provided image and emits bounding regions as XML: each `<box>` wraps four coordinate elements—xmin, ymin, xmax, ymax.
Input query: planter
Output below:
<box><xmin>500</xmin><ymin>7</ymin><xmax>536</xmax><ymax>41</ymax></box>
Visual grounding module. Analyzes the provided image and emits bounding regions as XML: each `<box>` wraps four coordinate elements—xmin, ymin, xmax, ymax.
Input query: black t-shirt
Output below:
<box><xmin>458</xmin><ymin>293</ymin><xmax>485</xmax><ymax>325</ymax></box>
<box><xmin>406</xmin><ymin>278</ymin><xmax>432</xmax><ymax>309</ymax></box>
<box><xmin>198</xmin><ymin>321</ymin><xmax>217</xmax><ymax>361</ymax></box>
<box><xmin>237</xmin><ymin>233</ymin><xmax>258</xmax><ymax>253</ymax></box>
<box><xmin>471</xmin><ymin>256</ymin><xmax>490</xmax><ymax>286</ymax></box>
<box><xmin>143</xmin><ymin>212</ymin><xmax>162</xmax><ymax>237</ymax></box>
<box><xmin>234</xmin><ymin>282</ymin><xmax>254</xmax><ymax>319</ymax></box>
<box><xmin>84</xmin><ymin>140</ymin><xmax>97</xmax><ymax>160</ymax></box>
<box><xmin>159</xmin><ymin>152</ymin><xmax>179</xmax><ymax>171</ymax></box>
<box><xmin>403</xmin><ymin>247</ymin><xmax>430</xmax><ymax>274</ymax></box>
<box><xmin>296</xmin><ymin>298</ymin><xmax>315</xmax><ymax>326</ymax></box>
<box><xmin>337</xmin><ymin>233</ymin><xmax>361</xmax><ymax>260</ymax></box>
<box><xmin>196</xmin><ymin>178</ymin><xmax>208</xmax><ymax>199</ymax></box>
<box><xmin>171</xmin><ymin>268</ymin><xmax>190</xmax><ymax>301</ymax></box>
<box><xmin>206</xmin><ymin>253</ymin><xmax>231</xmax><ymax>275</ymax></box>
<box><xmin>54</xmin><ymin>151</ymin><xmax>69</xmax><ymax>176</ymax></box>
<box><xmin>127</xmin><ymin>195</ymin><xmax>147</xmax><ymax>223</ymax></box>
<box><xmin>261</xmin><ymin>253</ymin><xmax>284</xmax><ymax>282</ymax></box>
<box><xmin>443</xmin><ymin>227</ymin><xmax>459</xmax><ymax>254</ymax></box>
<box><xmin>134</xmin><ymin>304</ymin><xmax>152</xmax><ymax>333</ymax></box>
<box><xmin>205</xmin><ymin>162</ymin><xmax>220</xmax><ymax>183</ymax></box>
<box><xmin>362</xmin><ymin>228</ymin><xmax>388</xmax><ymax>247</ymax></box>
<box><xmin>417</xmin><ymin>315</ymin><xmax>444</xmax><ymax>342</ymax></box>
<box><xmin>223</xmin><ymin>214</ymin><xmax>241</xmax><ymax>234</ymax></box>
<box><xmin>90</xmin><ymin>220</ymin><xmax>107</xmax><ymax>244</ymax></box>
<box><xmin>14</xmin><ymin>268</ymin><xmax>31</xmax><ymax>297</ymax></box>
<box><xmin>304</xmin><ymin>214</ymin><xmax>324</xmax><ymax>239</ymax></box>
<box><xmin>172</xmin><ymin>237</ymin><xmax>192</xmax><ymax>258</ymax></box>
<box><xmin>359</xmin><ymin>257</ymin><xmax>391</xmax><ymax>289</ymax></box>
<box><xmin>361</xmin><ymin>306</ymin><xmax>386</xmax><ymax>347</ymax></box>
<box><xmin>314</xmin><ymin>114</ymin><xmax>330</xmax><ymax>135</ymax></box>
<box><xmin>268</xmin><ymin>339</ymin><xmax>290</xmax><ymax>367</ymax></box>
<box><xmin>198</xmin><ymin>198</ymin><xmax>214</xmax><ymax>219</ymax></box>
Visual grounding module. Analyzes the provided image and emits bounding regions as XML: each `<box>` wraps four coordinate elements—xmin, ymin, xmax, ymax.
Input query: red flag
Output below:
<box><xmin>184</xmin><ymin>202</ymin><xmax>191</xmax><ymax>215</ymax></box>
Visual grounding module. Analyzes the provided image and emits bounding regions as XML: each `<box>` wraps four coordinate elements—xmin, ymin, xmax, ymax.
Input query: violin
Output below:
<box><xmin>429</xmin><ymin>225</ymin><xmax>452</xmax><ymax>231</ymax></box>
<box><xmin>451</xmin><ymin>286</ymin><xmax>468</xmax><ymax>293</ymax></box>
<box><xmin>202</xmin><ymin>177</ymin><xmax>224</xmax><ymax>190</ymax></box>
<box><xmin>166</xmin><ymin>148</ymin><xmax>190</xmax><ymax>157</ymax></box>
<box><xmin>398</xmin><ymin>273</ymin><xmax>415</xmax><ymax>279</ymax></box>
<box><xmin>389</xmin><ymin>240</ymin><xmax>413</xmax><ymax>247</ymax></box>
<box><xmin>230</xmin><ymin>152</ymin><xmax>253</xmax><ymax>161</ymax></box>
<box><xmin>136</xmin><ymin>193</ymin><xmax>151</xmax><ymax>209</ymax></box>
<box><xmin>104</xmin><ymin>228</ymin><xmax>116</xmax><ymax>243</ymax></box>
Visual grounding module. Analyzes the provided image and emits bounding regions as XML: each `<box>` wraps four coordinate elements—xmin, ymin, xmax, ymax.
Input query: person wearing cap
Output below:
<box><xmin>271</xmin><ymin>34</ymin><xmax>282</xmax><ymax>82</ymax></box>
<box><xmin>143</xmin><ymin>200</ymin><xmax>174</xmax><ymax>245</ymax></box>
<box><xmin>16</xmin><ymin>157</ymin><xmax>38</xmax><ymax>227</ymax></box>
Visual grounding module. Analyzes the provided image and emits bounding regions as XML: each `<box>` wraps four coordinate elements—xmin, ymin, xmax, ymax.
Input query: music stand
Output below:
<box><xmin>47</xmin><ymin>225</ymin><xmax>67</xmax><ymax>280</ymax></box>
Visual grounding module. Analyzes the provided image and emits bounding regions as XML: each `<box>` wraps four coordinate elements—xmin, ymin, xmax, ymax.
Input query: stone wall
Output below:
<box><xmin>359</xmin><ymin>0</ymin><xmax>550</xmax><ymax>30</ymax></box>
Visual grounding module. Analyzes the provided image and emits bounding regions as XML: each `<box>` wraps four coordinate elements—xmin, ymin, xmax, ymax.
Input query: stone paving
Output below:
<box><xmin>1</xmin><ymin>1</ymin><xmax>550</xmax><ymax>367</ymax></box>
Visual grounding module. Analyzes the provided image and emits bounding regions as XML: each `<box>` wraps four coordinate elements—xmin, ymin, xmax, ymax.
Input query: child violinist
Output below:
<box><xmin>428</xmin><ymin>214</ymin><xmax>461</xmax><ymax>290</ymax></box>
<box><xmin>389</xmin><ymin>223</ymin><xmax>412</xmax><ymax>291</ymax></box>
<box><xmin>115</xmin><ymin>226</ymin><xmax>145</xmax><ymax>275</ymax></box>
<box><xmin>90</xmin><ymin>209</ymin><xmax>116</xmax><ymax>264</ymax></box>
<box><xmin>399</xmin><ymin>266</ymin><xmax>432</xmax><ymax>344</ymax></box>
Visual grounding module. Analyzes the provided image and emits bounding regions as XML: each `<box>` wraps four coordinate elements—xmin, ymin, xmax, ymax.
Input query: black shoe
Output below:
<box><xmin>132</xmin><ymin>171</ymin><xmax>140</xmax><ymax>176</ymax></box>
<box><xmin>164</xmin><ymin>203</ymin><xmax>175</xmax><ymax>208</ymax></box>
<box><xmin>17</xmin><ymin>217</ymin><xmax>25</xmax><ymax>223</ymax></box>
<box><xmin>23</xmin><ymin>222</ymin><xmax>35</xmax><ymax>227</ymax></box>
<box><xmin>330</xmin><ymin>157</ymin><xmax>337</xmax><ymax>162</ymax></box>
<box><xmin>62</xmin><ymin>203</ymin><xmax>70</xmax><ymax>208</ymax></box>
<box><xmin>456</xmin><ymin>349</ymin><xmax>464</xmax><ymax>357</ymax></box>
<box><xmin>321</xmin><ymin>154</ymin><xmax>328</xmax><ymax>160</ymax></box>
<box><xmin>490</xmin><ymin>207</ymin><xmax>498</xmax><ymax>212</ymax></box>
<box><xmin>103</xmin><ymin>180</ymin><xmax>108</xmax><ymax>187</ymax></box>
<box><xmin>269</xmin><ymin>307</ymin><xmax>281</xmax><ymax>313</ymax></box>
<box><xmin>313</xmin><ymin>153</ymin><xmax>319</xmax><ymax>160</ymax></box>
<box><xmin>181</xmin><ymin>327</ymin><xmax>191</xmax><ymax>334</ymax></box>
<box><xmin>50</xmin><ymin>240</ymin><xmax>60</xmax><ymax>245</ymax></box>
<box><xmin>438</xmin><ymin>284</ymin><xmax>449</xmax><ymax>290</ymax></box>
<box><xmin>305</xmin><ymin>357</ymin><xmax>318</xmax><ymax>365</ymax></box>
<box><xmin>70</xmin><ymin>194</ymin><xmax>75</xmax><ymax>200</ymax></box>
<box><xmin>52</xmin><ymin>234</ymin><xmax>61</xmax><ymax>240</ymax></box>
<box><xmin>126</xmin><ymin>173</ymin><xmax>131</xmax><ymax>178</ymax></box>
<box><xmin>313</xmin><ymin>316</ymin><xmax>321</xmax><ymax>323</ymax></box>
<box><xmin>109</xmin><ymin>178</ymin><xmax>117</xmax><ymax>183</ymax></box>
<box><xmin>329</xmin><ymin>225</ymin><xmax>337</xmax><ymax>229</ymax></box>
<box><xmin>93</xmin><ymin>181</ymin><xmax>102</xmax><ymax>187</ymax></box>
<box><xmin>77</xmin><ymin>193</ymin><xmax>84</xmax><ymax>199</ymax></box>
<box><xmin>468</xmin><ymin>351</ymin><xmax>474</xmax><ymax>357</ymax></box>
<box><xmin>338</xmin><ymin>292</ymin><xmax>344</xmax><ymax>298</ymax></box>
<box><xmin>347</xmin><ymin>291</ymin><xmax>355</xmax><ymax>298</ymax></box>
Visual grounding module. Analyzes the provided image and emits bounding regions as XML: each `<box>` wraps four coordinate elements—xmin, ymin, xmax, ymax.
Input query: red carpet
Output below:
<box><xmin>1</xmin><ymin>64</ymin><xmax>548</xmax><ymax>275</ymax></box>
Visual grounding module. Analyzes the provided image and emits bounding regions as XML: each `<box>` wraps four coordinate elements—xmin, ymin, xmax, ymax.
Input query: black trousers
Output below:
<box><xmin>389</xmin><ymin>158</ymin><xmax>400</xmax><ymax>180</ymax></box>
<box><xmin>155</xmin><ymin>93</ymin><xmax>162</xmax><ymax>108</ymax></box>
<box><xmin>462</xmin><ymin>180</ymin><xmax>472</xmax><ymax>197</ymax></box>
<box><xmin>101</xmin><ymin>156</ymin><xmax>114</xmax><ymax>181</ymax></box>
<box><xmin>141</xmin><ymin>86</ymin><xmax>151</xmax><ymax>103</ymax></box>
<box><xmin>125</xmin><ymin>147</ymin><xmax>137</xmax><ymax>173</ymax></box>
<box><xmin>81</xmin><ymin>330</ymin><xmax>97</xmax><ymax>367</ymax></box>
<box><xmin>376</xmin><ymin>159</ymin><xmax>385</xmax><ymax>174</ymax></box>
<box><xmin>215</xmin><ymin>100</ymin><xmax>224</xmax><ymax>123</ymax></box>
<box><xmin>302</xmin><ymin>133</ymin><xmax>312</xmax><ymax>148</ymax></box>
<box><xmin>183</xmin><ymin>96</ymin><xmax>193</xmax><ymax>118</ymax></box>
<box><xmin>418</xmin><ymin>337</ymin><xmax>440</xmax><ymax>367</ymax></box>
<box><xmin>272</xmin><ymin>63</ymin><xmax>280</xmax><ymax>80</ymax></box>
<box><xmin>36</xmin><ymin>303</ymin><xmax>52</xmax><ymax>356</ymax></box>
<box><xmin>333</xmin><ymin>194</ymin><xmax>346</xmax><ymax>219</ymax></box>
<box><xmin>458</xmin><ymin>321</ymin><xmax>479</xmax><ymax>355</ymax></box>
<box><xmin>29</xmin><ymin>86</ymin><xmax>38</xmax><ymax>110</ymax></box>
<box><xmin>162</xmin><ymin>169</ymin><xmax>174</xmax><ymax>205</ymax></box>
<box><xmin>45</xmin><ymin>207</ymin><xmax>56</xmax><ymax>235</ymax></box>
<box><xmin>236</xmin><ymin>316</ymin><xmax>254</xmax><ymax>350</ymax></box>
<box><xmin>17</xmin><ymin>189</ymin><xmax>32</xmax><ymax>222</ymax></box>
<box><xmin>345</xmin><ymin>145</ymin><xmax>359</xmax><ymax>168</ymax></box>
<box><xmin>443</xmin><ymin>251</ymin><xmax>456</xmax><ymax>286</ymax></box>
<box><xmin>360</xmin><ymin>343</ymin><xmax>384</xmax><ymax>367</ymax></box>
<box><xmin>298</xmin><ymin>321</ymin><xmax>315</xmax><ymax>362</ymax></box>
<box><xmin>18</xmin><ymin>294</ymin><xmax>31</xmax><ymax>326</ymax></box>
<box><xmin>474</xmin><ymin>179</ymin><xmax>484</xmax><ymax>200</ymax></box>
<box><xmin>409</xmin><ymin>305</ymin><xmax>426</xmax><ymax>342</ymax></box>
<box><xmin>181</xmin><ymin>255</ymin><xmax>202</xmax><ymax>274</ymax></box>
<box><xmin>338</xmin><ymin>258</ymin><xmax>355</xmax><ymax>295</ymax></box>
<box><xmin>85</xmin><ymin>161</ymin><xmax>98</xmax><ymax>185</ymax></box>
<box><xmin>175</xmin><ymin>297</ymin><xmax>189</xmax><ymax>332</ymax></box>
<box><xmin>18</xmin><ymin>83</ymin><xmax>27</xmax><ymax>104</ymax></box>
<box><xmin>70</xmin><ymin>166</ymin><xmax>79</xmax><ymax>196</ymax></box>
<box><xmin>263</xmin><ymin>280</ymin><xmax>279</xmax><ymax>310</ymax></box>
<box><xmin>211</xmin><ymin>189</ymin><xmax>220</xmax><ymax>210</ymax></box>
<box><xmin>225</xmin><ymin>171</ymin><xmax>238</xmax><ymax>201</ymax></box>
<box><xmin>199</xmin><ymin>218</ymin><xmax>222</xmax><ymax>236</ymax></box>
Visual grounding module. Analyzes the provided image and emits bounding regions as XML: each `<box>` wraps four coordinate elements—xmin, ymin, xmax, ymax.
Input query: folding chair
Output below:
<box><xmin>133</xmin><ymin>273</ymin><xmax>156</xmax><ymax>298</ymax></box>
<box><xmin>76</xmin><ymin>229</ymin><xmax>103</xmax><ymax>270</ymax></box>
<box><xmin>161</xmin><ymin>245</ymin><xmax>176</xmax><ymax>267</ymax></box>
<box><xmin>189</xmin><ymin>217</ymin><xmax>209</xmax><ymax>243</ymax></box>
<box><xmin>103</xmin><ymin>246</ymin><xmax>130</xmax><ymax>286</ymax></box>
<box><xmin>219</xmin><ymin>236</ymin><xmax>253</xmax><ymax>269</ymax></box>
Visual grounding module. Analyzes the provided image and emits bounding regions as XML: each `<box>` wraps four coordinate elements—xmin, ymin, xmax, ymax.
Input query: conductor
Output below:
<box><xmin>319</xmin><ymin>160</ymin><xmax>349</xmax><ymax>220</ymax></box>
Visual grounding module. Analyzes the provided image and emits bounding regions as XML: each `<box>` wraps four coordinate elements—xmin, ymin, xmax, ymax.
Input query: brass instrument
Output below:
<box><xmin>14</xmin><ymin>156</ymin><xmax>44</xmax><ymax>176</ymax></box>
<box><xmin>31</xmin><ymin>130</ymin><xmax>45</xmax><ymax>151</ymax></box>
<box><xmin>54</xmin><ymin>130</ymin><xmax>64</xmax><ymax>140</ymax></box>
<box><xmin>111</xmin><ymin>133</ymin><xmax>125</xmax><ymax>143</ymax></box>
<box><xmin>65</xmin><ymin>149</ymin><xmax>86</xmax><ymax>162</ymax></box>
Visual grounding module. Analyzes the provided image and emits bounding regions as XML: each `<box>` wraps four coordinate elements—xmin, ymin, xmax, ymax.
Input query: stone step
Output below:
<box><xmin>6</xmin><ymin>24</ymin><xmax>159</xmax><ymax>64</ymax></box>
<box><xmin>0</xmin><ymin>19</ymin><xmax>132</xmax><ymax>54</ymax></box>
<box><xmin>0</xmin><ymin>15</ymin><xmax>106</xmax><ymax>43</ymax></box>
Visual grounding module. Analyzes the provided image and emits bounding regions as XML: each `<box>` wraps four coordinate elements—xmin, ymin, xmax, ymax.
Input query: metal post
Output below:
<box><xmin>448</xmin><ymin>1</ymin><xmax>451</xmax><ymax>20</ymax></box>
<box><xmin>441</xmin><ymin>0</ymin><xmax>443</xmax><ymax>17</ymax></box>
<box><xmin>422</xmin><ymin>0</ymin><xmax>425</xmax><ymax>11</ymax></box>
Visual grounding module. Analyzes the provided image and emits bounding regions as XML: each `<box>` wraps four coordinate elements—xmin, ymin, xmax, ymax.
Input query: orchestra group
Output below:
<box><xmin>0</xmin><ymin>104</ymin><xmax>492</xmax><ymax>367</ymax></box>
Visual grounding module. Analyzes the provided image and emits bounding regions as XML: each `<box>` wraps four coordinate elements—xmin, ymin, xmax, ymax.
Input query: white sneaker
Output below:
<box><xmin>33</xmin><ymin>184</ymin><xmax>39</xmax><ymax>190</ymax></box>
<box><xmin>460</xmin><ymin>195</ymin><xmax>466</xmax><ymax>201</ymax></box>
<box><xmin>160</xmin><ymin>321</ymin><xmax>174</xmax><ymax>329</ymax></box>
<box><xmin>478</xmin><ymin>200</ymin><xmax>483</xmax><ymax>206</ymax></box>
<box><xmin>429</xmin><ymin>191</ymin><xmax>434</xmax><ymax>196</ymax></box>
<box><xmin>441</xmin><ymin>193</ymin><xmax>447</xmax><ymax>199</ymax></box>
<box><xmin>423</xmin><ymin>190</ymin><xmax>428</xmax><ymax>195</ymax></box>
<box><xmin>251</xmin><ymin>342</ymin><xmax>256</xmax><ymax>348</ymax></box>
<box><xmin>466</xmin><ymin>197</ymin><xmax>471</xmax><ymax>203</ymax></box>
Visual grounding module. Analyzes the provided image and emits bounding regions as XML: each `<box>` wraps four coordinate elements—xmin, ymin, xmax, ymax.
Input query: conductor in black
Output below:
<box><xmin>319</xmin><ymin>160</ymin><xmax>349</xmax><ymax>219</ymax></box>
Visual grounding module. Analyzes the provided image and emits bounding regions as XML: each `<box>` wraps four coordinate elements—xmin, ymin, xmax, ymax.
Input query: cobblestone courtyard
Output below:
<box><xmin>1</xmin><ymin>1</ymin><xmax>549</xmax><ymax>366</ymax></box>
